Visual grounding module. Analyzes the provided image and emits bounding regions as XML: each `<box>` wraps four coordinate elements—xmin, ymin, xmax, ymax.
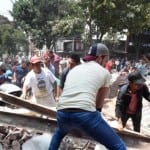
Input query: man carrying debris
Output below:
<box><xmin>49</xmin><ymin>43</ymin><xmax>126</xmax><ymax>150</ymax></box>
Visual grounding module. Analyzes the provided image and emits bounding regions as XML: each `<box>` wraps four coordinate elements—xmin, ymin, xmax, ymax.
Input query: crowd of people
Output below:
<box><xmin>0</xmin><ymin>43</ymin><xmax>150</xmax><ymax>149</ymax></box>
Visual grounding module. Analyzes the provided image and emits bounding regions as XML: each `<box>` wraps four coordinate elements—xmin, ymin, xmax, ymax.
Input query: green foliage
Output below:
<box><xmin>111</xmin><ymin>0</ymin><xmax>150</xmax><ymax>34</ymax></box>
<box><xmin>11</xmin><ymin>0</ymin><xmax>150</xmax><ymax>51</ymax></box>
<box><xmin>80</xmin><ymin>0</ymin><xmax>150</xmax><ymax>43</ymax></box>
<box><xmin>52</xmin><ymin>17</ymin><xmax>83</xmax><ymax>36</ymax></box>
<box><xmin>11</xmin><ymin>0</ymin><xmax>85</xmax><ymax>49</ymax></box>
<box><xmin>52</xmin><ymin>0</ymin><xmax>85</xmax><ymax>37</ymax></box>
<box><xmin>0</xmin><ymin>24</ymin><xmax>28</xmax><ymax>56</ymax></box>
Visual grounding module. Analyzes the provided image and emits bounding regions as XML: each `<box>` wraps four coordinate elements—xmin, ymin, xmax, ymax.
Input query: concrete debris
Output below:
<box><xmin>23</xmin><ymin>133</ymin><xmax>96</xmax><ymax>150</ymax></box>
<box><xmin>0</xmin><ymin>125</ymin><xmax>96</xmax><ymax>150</ymax></box>
<box><xmin>0</xmin><ymin>125</ymin><xmax>34</xmax><ymax>150</ymax></box>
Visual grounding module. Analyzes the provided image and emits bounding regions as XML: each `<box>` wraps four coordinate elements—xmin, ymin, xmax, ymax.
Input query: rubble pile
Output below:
<box><xmin>0</xmin><ymin>125</ymin><xmax>96</xmax><ymax>150</ymax></box>
<box><xmin>0</xmin><ymin>125</ymin><xmax>41</xmax><ymax>150</ymax></box>
<box><xmin>60</xmin><ymin>136</ymin><xmax>96</xmax><ymax>150</ymax></box>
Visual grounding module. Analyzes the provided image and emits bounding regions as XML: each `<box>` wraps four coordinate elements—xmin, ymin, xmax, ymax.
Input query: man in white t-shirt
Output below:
<box><xmin>21</xmin><ymin>55</ymin><xmax>57</xmax><ymax>107</ymax></box>
<box><xmin>49</xmin><ymin>43</ymin><xmax>126</xmax><ymax>150</ymax></box>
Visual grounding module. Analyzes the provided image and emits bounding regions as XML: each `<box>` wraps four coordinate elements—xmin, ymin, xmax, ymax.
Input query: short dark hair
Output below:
<box><xmin>69</xmin><ymin>53</ymin><xmax>80</xmax><ymax>64</ymax></box>
<box><xmin>128</xmin><ymin>71</ymin><xmax>146</xmax><ymax>84</ymax></box>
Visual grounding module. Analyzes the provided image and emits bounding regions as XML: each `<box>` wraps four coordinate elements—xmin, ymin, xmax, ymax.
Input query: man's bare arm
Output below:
<box><xmin>96</xmin><ymin>87</ymin><xmax>109</xmax><ymax>110</ymax></box>
<box><xmin>21</xmin><ymin>84</ymin><xmax>28</xmax><ymax>99</ymax></box>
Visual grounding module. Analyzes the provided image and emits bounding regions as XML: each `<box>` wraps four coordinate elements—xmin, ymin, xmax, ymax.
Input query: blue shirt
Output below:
<box><xmin>5</xmin><ymin>70</ymin><xmax>13</xmax><ymax>83</ymax></box>
<box><xmin>15</xmin><ymin>65</ymin><xmax>28</xmax><ymax>87</ymax></box>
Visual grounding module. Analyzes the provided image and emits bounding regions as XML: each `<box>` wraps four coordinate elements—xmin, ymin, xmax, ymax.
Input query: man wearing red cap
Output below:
<box><xmin>21</xmin><ymin>55</ymin><xmax>57</xmax><ymax>107</ymax></box>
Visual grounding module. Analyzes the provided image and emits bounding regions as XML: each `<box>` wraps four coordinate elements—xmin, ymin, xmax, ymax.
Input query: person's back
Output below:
<box><xmin>58</xmin><ymin>61</ymin><xmax>110</xmax><ymax>111</ymax></box>
<box><xmin>49</xmin><ymin>43</ymin><xmax>126</xmax><ymax>150</ymax></box>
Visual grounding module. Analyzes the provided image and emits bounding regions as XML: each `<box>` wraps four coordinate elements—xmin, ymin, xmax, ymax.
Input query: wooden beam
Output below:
<box><xmin>0</xmin><ymin>91</ymin><xmax>56</xmax><ymax>118</ymax></box>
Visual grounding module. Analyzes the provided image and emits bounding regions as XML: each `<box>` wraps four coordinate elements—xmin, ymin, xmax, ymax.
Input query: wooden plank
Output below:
<box><xmin>0</xmin><ymin>91</ymin><xmax>56</xmax><ymax>118</ymax></box>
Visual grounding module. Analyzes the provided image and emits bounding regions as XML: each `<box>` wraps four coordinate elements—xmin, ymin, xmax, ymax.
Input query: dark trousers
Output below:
<box><xmin>121</xmin><ymin>113</ymin><xmax>141</xmax><ymax>132</ymax></box>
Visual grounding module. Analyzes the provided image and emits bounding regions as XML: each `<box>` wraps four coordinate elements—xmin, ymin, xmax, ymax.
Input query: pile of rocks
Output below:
<box><xmin>0</xmin><ymin>125</ymin><xmax>96</xmax><ymax>150</ymax></box>
<box><xmin>0</xmin><ymin>125</ymin><xmax>41</xmax><ymax>150</ymax></box>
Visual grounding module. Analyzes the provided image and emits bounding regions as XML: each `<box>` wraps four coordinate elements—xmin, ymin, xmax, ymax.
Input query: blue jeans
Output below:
<box><xmin>49</xmin><ymin>110</ymin><xmax>126</xmax><ymax>150</ymax></box>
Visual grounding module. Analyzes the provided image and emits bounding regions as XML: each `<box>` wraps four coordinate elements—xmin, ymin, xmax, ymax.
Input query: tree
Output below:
<box><xmin>80</xmin><ymin>0</ymin><xmax>150</xmax><ymax>58</ymax></box>
<box><xmin>52</xmin><ymin>0</ymin><xmax>85</xmax><ymax>38</ymax></box>
<box><xmin>11</xmin><ymin>0</ymin><xmax>150</xmax><ymax>57</ymax></box>
<box><xmin>11</xmin><ymin>0</ymin><xmax>85</xmax><ymax>49</ymax></box>
<box><xmin>111</xmin><ymin>0</ymin><xmax>150</xmax><ymax>59</ymax></box>
<box><xmin>11</xmin><ymin>0</ymin><xmax>58</xmax><ymax>49</ymax></box>
<box><xmin>0</xmin><ymin>24</ymin><xmax>28</xmax><ymax>56</ymax></box>
<box><xmin>80</xmin><ymin>0</ymin><xmax>118</xmax><ymax>44</ymax></box>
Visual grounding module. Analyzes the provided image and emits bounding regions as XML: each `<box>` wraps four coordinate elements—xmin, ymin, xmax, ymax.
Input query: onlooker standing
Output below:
<box><xmin>13</xmin><ymin>60</ymin><xmax>28</xmax><ymax>87</ymax></box>
<box><xmin>21</xmin><ymin>55</ymin><xmax>57</xmax><ymax>107</ymax></box>
<box><xmin>43</xmin><ymin>53</ymin><xmax>60</xmax><ymax>101</ymax></box>
<box><xmin>5</xmin><ymin>69</ymin><xmax>13</xmax><ymax>83</ymax></box>
<box><xmin>11</xmin><ymin>60</ymin><xmax>19</xmax><ymax>74</ymax></box>
<box><xmin>48</xmin><ymin>50</ymin><xmax>61</xmax><ymax>78</ymax></box>
<box><xmin>0</xmin><ymin>65</ymin><xmax>6</xmax><ymax>85</ymax></box>
<box><xmin>136</xmin><ymin>59</ymin><xmax>148</xmax><ymax>77</ymax></box>
<box><xmin>55</xmin><ymin>53</ymin><xmax>81</xmax><ymax>100</ymax></box>
<box><xmin>59</xmin><ymin>58</ymin><xmax>67</xmax><ymax>77</ymax></box>
<box><xmin>115</xmin><ymin>58</ymin><xmax>120</xmax><ymax>72</ymax></box>
<box><xmin>43</xmin><ymin>52</ymin><xmax>55</xmax><ymax>75</ymax></box>
<box><xmin>115</xmin><ymin>71</ymin><xmax>150</xmax><ymax>132</ymax></box>
<box><xmin>59</xmin><ymin>53</ymin><xmax>80</xmax><ymax>91</ymax></box>
<box><xmin>0</xmin><ymin>63</ymin><xmax>13</xmax><ymax>84</ymax></box>
<box><xmin>49</xmin><ymin>43</ymin><xmax>126</xmax><ymax>150</ymax></box>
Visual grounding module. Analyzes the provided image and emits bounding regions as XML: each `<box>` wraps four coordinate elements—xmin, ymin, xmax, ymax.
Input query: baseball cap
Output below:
<box><xmin>83</xmin><ymin>43</ymin><xmax>109</xmax><ymax>61</ymax></box>
<box><xmin>128</xmin><ymin>71</ymin><xmax>146</xmax><ymax>84</ymax></box>
<box><xmin>30</xmin><ymin>55</ymin><xmax>41</xmax><ymax>64</ymax></box>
